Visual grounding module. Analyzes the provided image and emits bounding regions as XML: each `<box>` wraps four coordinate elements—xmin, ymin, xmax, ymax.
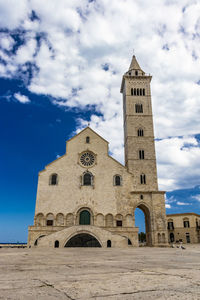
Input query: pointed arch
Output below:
<box><xmin>134</xmin><ymin>202</ymin><xmax>152</xmax><ymax>246</ymax></box>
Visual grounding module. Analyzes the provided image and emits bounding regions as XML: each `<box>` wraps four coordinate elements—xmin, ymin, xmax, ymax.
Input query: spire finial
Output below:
<box><xmin>88</xmin><ymin>122</ymin><xmax>90</xmax><ymax>127</ymax></box>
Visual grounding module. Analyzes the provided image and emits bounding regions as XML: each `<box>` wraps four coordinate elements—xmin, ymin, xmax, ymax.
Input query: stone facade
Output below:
<box><xmin>167</xmin><ymin>213</ymin><xmax>200</xmax><ymax>244</ymax></box>
<box><xmin>28</xmin><ymin>56</ymin><xmax>168</xmax><ymax>248</ymax></box>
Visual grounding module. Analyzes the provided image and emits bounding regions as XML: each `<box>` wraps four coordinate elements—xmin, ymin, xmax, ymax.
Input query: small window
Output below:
<box><xmin>107</xmin><ymin>240</ymin><xmax>111</xmax><ymax>247</ymax></box>
<box><xmin>46</xmin><ymin>220</ymin><xmax>53</xmax><ymax>226</ymax></box>
<box><xmin>140</xmin><ymin>194</ymin><xmax>143</xmax><ymax>200</ymax></box>
<box><xmin>140</xmin><ymin>88</ymin><xmax>142</xmax><ymax>96</ymax></box>
<box><xmin>137</xmin><ymin>88</ymin><xmax>139</xmax><ymax>96</ymax></box>
<box><xmin>134</xmin><ymin>88</ymin><xmax>136</xmax><ymax>96</ymax></box>
<box><xmin>135</xmin><ymin>104</ymin><xmax>143</xmax><ymax>113</ymax></box>
<box><xmin>143</xmin><ymin>88</ymin><xmax>145</xmax><ymax>96</ymax></box>
<box><xmin>131</xmin><ymin>88</ymin><xmax>133</xmax><ymax>96</ymax></box>
<box><xmin>86</xmin><ymin>136</ymin><xmax>90</xmax><ymax>143</ymax></box>
<box><xmin>138</xmin><ymin>128</ymin><xmax>144</xmax><ymax>136</ymax></box>
<box><xmin>128</xmin><ymin>239</ymin><xmax>132</xmax><ymax>245</ymax></box>
<box><xmin>140</xmin><ymin>174</ymin><xmax>146</xmax><ymax>184</ymax></box>
<box><xmin>116</xmin><ymin>220</ymin><xmax>122</xmax><ymax>227</ymax></box>
<box><xmin>168</xmin><ymin>222</ymin><xmax>174</xmax><ymax>230</ymax></box>
<box><xmin>135</xmin><ymin>70</ymin><xmax>138</xmax><ymax>76</ymax></box>
<box><xmin>139</xmin><ymin>150</ymin><xmax>144</xmax><ymax>159</ymax></box>
<box><xmin>50</xmin><ymin>174</ymin><xmax>58</xmax><ymax>185</ymax></box>
<box><xmin>83</xmin><ymin>172</ymin><xmax>93</xmax><ymax>186</ymax></box>
<box><xmin>114</xmin><ymin>175</ymin><xmax>121</xmax><ymax>186</ymax></box>
<box><xmin>54</xmin><ymin>240</ymin><xmax>59</xmax><ymax>248</ymax></box>
<box><xmin>129</xmin><ymin>72</ymin><xmax>131</xmax><ymax>76</ymax></box>
<box><xmin>183</xmin><ymin>220</ymin><xmax>190</xmax><ymax>228</ymax></box>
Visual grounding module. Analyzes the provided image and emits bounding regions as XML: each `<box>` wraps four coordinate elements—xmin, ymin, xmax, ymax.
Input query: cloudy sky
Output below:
<box><xmin>0</xmin><ymin>0</ymin><xmax>200</xmax><ymax>242</ymax></box>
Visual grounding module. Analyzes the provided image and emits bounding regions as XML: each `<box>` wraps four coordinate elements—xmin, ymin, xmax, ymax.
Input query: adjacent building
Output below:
<box><xmin>167</xmin><ymin>213</ymin><xmax>200</xmax><ymax>244</ymax></box>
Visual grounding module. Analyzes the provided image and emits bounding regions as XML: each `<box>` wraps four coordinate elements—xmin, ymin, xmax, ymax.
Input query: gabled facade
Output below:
<box><xmin>28</xmin><ymin>56</ymin><xmax>168</xmax><ymax>248</ymax></box>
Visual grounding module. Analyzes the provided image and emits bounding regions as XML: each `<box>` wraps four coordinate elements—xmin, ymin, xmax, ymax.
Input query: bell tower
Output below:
<box><xmin>120</xmin><ymin>56</ymin><xmax>158</xmax><ymax>191</ymax></box>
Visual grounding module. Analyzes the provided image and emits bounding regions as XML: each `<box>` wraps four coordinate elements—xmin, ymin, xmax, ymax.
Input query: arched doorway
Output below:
<box><xmin>79</xmin><ymin>210</ymin><xmax>91</xmax><ymax>225</ymax></box>
<box><xmin>134</xmin><ymin>203</ymin><xmax>152</xmax><ymax>246</ymax></box>
<box><xmin>65</xmin><ymin>233</ymin><xmax>101</xmax><ymax>247</ymax></box>
<box><xmin>54</xmin><ymin>240</ymin><xmax>59</xmax><ymax>248</ymax></box>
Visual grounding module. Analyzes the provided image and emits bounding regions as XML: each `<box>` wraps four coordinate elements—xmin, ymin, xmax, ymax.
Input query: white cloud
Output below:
<box><xmin>0</xmin><ymin>0</ymin><xmax>200</xmax><ymax>190</ymax></box>
<box><xmin>177</xmin><ymin>201</ymin><xmax>190</xmax><ymax>205</ymax></box>
<box><xmin>156</xmin><ymin>136</ymin><xmax>200</xmax><ymax>190</ymax></box>
<box><xmin>165</xmin><ymin>204</ymin><xmax>171</xmax><ymax>209</ymax></box>
<box><xmin>191</xmin><ymin>195</ymin><xmax>200</xmax><ymax>202</ymax></box>
<box><xmin>14</xmin><ymin>93</ymin><xmax>30</xmax><ymax>104</ymax></box>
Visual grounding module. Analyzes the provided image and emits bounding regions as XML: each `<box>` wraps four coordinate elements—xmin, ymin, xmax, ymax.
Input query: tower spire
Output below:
<box><xmin>129</xmin><ymin>55</ymin><xmax>143</xmax><ymax>72</ymax></box>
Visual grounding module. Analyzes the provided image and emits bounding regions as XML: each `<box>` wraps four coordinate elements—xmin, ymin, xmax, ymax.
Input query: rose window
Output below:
<box><xmin>80</xmin><ymin>152</ymin><xmax>95</xmax><ymax>167</ymax></box>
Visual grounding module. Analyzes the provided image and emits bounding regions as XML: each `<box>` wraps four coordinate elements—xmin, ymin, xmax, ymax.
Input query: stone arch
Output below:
<box><xmin>125</xmin><ymin>214</ymin><xmax>134</xmax><ymax>227</ymax></box>
<box><xmin>56</xmin><ymin>213</ymin><xmax>64</xmax><ymax>226</ymax></box>
<box><xmin>66</xmin><ymin>213</ymin><xmax>74</xmax><ymax>226</ymax></box>
<box><xmin>64</xmin><ymin>231</ymin><xmax>102</xmax><ymax>247</ymax></box>
<box><xmin>134</xmin><ymin>202</ymin><xmax>152</xmax><ymax>246</ymax></box>
<box><xmin>46</xmin><ymin>213</ymin><xmax>54</xmax><ymax>226</ymax></box>
<box><xmin>34</xmin><ymin>235</ymin><xmax>46</xmax><ymax>246</ymax></box>
<box><xmin>35</xmin><ymin>213</ymin><xmax>44</xmax><ymax>226</ymax></box>
<box><xmin>105</xmin><ymin>214</ymin><xmax>113</xmax><ymax>227</ymax></box>
<box><xmin>76</xmin><ymin>207</ymin><xmax>94</xmax><ymax>225</ymax></box>
<box><xmin>96</xmin><ymin>214</ymin><xmax>104</xmax><ymax>226</ymax></box>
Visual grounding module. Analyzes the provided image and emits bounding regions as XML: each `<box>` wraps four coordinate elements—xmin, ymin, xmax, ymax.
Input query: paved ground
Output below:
<box><xmin>0</xmin><ymin>246</ymin><xmax>200</xmax><ymax>300</ymax></box>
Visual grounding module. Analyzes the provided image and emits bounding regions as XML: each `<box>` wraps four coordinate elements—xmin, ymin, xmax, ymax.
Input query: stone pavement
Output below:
<box><xmin>0</xmin><ymin>245</ymin><xmax>200</xmax><ymax>299</ymax></box>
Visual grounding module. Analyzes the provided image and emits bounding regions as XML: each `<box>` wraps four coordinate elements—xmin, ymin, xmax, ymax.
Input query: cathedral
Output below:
<box><xmin>28</xmin><ymin>55</ymin><xmax>168</xmax><ymax>248</ymax></box>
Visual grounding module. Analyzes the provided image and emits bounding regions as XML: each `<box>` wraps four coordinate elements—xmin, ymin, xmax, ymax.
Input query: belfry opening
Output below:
<box><xmin>65</xmin><ymin>233</ymin><xmax>101</xmax><ymax>247</ymax></box>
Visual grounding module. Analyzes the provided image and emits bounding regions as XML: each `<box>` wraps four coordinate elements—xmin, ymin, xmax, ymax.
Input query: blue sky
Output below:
<box><xmin>0</xmin><ymin>0</ymin><xmax>200</xmax><ymax>242</ymax></box>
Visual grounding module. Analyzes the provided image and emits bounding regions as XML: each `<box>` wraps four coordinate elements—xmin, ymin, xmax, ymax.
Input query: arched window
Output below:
<box><xmin>183</xmin><ymin>219</ymin><xmax>190</xmax><ymax>228</ymax></box>
<box><xmin>46</xmin><ymin>213</ymin><xmax>54</xmax><ymax>226</ymax></box>
<box><xmin>135</xmin><ymin>104</ymin><xmax>143</xmax><ymax>113</ymax></box>
<box><xmin>135</xmin><ymin>70</ymin><xmax>138</xmax><ymax>76</ymax></box>
<box><xmin>137</xmin><ymin>88</ymin><xmax>139</xmax><ymax>96</ymax></box>
<box><xmin>139</xmin><ymin>150</ymin><xmax>144</xmax><ymax>159</ymax></box>
<box><xmin>114</xmin><ymin>175</ymin><xmax>121</xmax><ymax>186</ymax></box>
<box><xmin>107</xmin><ymin>240</ymin><xmax>111</xmax><ymax>247</ymax></box>
<box><xmin>131</xmin><ymin>88</ymin><xmax>133</xmax><ymax>96</ymax></box>
<box><xmin>140</xmin><ymin>88</ymin><xmax>142</xmax><ymax>96</ymax></box>
<box><xmin>138</xmin><ymin>128</ymin><xmax>144</xmax><ymax>137</ymax></box>
<box><xmin>50</xmin><ymin>173</ymin><xmax>58</xmax><ymax>185</ymax></box>
<box><xmin>79</xmin><ymin>210</ymin><xmax>91</xmax><ymax>225</ymax></box>
<box><xmin>143</xmin><ymin>88</ymin><xmax>145</xmax><ymax>96</ymax></box>
<box><xmin>86</xmin><ymin>136</ymin><xmax>90</xmax><ymax>143</ymax></box>
<box><xmin>134</xmin><ymin>88</ymin><xmax>136</xmax><ymax>95</ymax></box>
<box><xmin>140</xmin><ymin>194</ymin><xmax>143</xmax><ymax>200</ymax></box>
<box><xmin>168</xmin><ymin>220</ymin><xmax>174</xmax><ymax>230</ymax></box>
<box><xmin>54</xmin><ymin>240</ymin><xmax>59</xmax><ymax>248</ymax></box>
<box><xmin>83</xmin><ymin>172</ymin><xmax>93</xmax><ymax>186</ymax></box>
<box><xmin>140</xmin><ymin>174</ymin><xmax>146</xmax><ymax>184</ymax></box>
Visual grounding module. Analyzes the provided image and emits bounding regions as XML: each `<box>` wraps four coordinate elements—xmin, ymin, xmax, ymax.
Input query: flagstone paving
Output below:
<box><xmin>0</xmin><ymin>245</ymin><xmax>200</xmax><ymax>299</ymax></box>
